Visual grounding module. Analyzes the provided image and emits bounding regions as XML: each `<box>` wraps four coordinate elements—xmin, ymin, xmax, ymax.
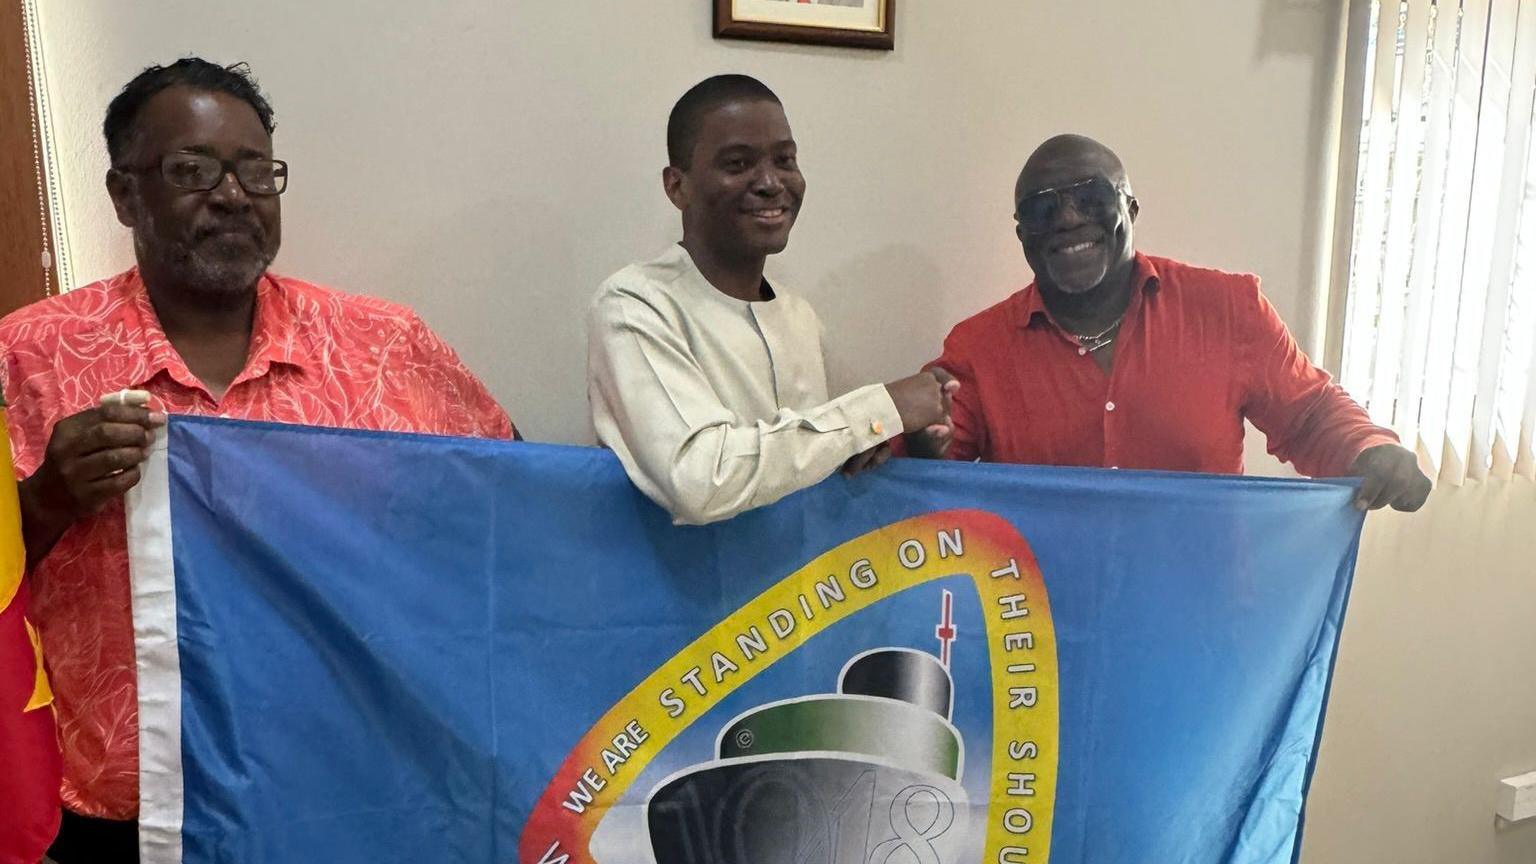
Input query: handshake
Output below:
<box><xmin>843</xmin><ymin>368</ymin><xmax>959</xmax><ymax>475</ymax></box>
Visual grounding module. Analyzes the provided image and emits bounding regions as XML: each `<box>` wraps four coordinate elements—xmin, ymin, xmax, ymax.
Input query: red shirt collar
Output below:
<box><xmin>119</xmin><ymin>269</ymin><xmax>317</xmax><ymax>392</ymax></box>
<box><xmin>1013</xmin><ymin>252</ymin><xmax>1162</xmax><ymax>330</ymax></box>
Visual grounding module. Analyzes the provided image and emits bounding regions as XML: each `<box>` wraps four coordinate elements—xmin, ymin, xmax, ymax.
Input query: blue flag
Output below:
<box><xmin>127</xmin><ymin>416</ymin><xmax>1363</xmax><ymax>864</ymax></box>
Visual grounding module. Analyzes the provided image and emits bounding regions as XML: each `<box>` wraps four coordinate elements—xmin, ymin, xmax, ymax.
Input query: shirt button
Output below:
<box><xmin>1105</xmin><ymin>401</ymin><xmax>1116</xmax><ymax>412</ymax></box>
<box><xmin>870</xmin><ymin>420</ymin><xmax>884</xmax><ymax>436</ymax></box>
<box><xmin>1077</xmin><ymin>347</ymin><xmax>1087</xmax><ymax>356</ymax></box>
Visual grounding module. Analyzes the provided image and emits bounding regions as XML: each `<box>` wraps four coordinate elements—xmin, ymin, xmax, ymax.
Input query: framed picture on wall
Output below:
<box><xmin>714</xmin><ymin>0</ymin><xmax>896</xmax><ymax>51</ymax></box>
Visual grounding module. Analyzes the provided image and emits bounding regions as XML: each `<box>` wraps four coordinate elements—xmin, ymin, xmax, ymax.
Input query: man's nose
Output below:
<box><xmin>1052</xmin><ymin>194</ymin><xmax>1089</xmax><ymax>229</ymax></box>
<box><xmin>751</xmin><ymin>165</ymin><xmax>784</xmax><ymax>195</ymax></box>
<box><xmin>206</xmin><ymin>170</ymin><xmax>252</xmax><ymax>210</ymax></box>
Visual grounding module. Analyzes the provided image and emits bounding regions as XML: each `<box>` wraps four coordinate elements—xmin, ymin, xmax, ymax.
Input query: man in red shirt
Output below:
<box><xmin>908</xmin><ymin>134</ymin><xmax>1430</xmax><ymax>511</ymax></box>
<box><xmin>0</xmin><ymin>58</ymin><xmax>516</xmax><ymax>862</ymax></box>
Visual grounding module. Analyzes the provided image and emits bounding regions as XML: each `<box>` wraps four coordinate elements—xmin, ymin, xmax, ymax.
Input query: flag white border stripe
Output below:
<box><xmin>128</xmin><ymin>429</ymin><xmax>183</xmax><ymax>863</ymax></box>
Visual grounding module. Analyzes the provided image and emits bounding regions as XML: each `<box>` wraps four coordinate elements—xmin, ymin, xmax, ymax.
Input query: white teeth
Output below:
<box><xmin>1059</xmin><ymin>240</ymin><xmax>1098</xmax><ymax>254</ymax></box>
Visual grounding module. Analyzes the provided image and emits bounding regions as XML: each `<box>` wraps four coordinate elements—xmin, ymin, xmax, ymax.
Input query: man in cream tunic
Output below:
<box><xmin>588</xmin><ymin>75</ymin><xmax>952</xmax><ymax>524</ymax></box>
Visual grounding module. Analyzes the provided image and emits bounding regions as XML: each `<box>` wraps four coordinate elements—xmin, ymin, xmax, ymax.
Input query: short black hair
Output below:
<box><xmin>667</xmin><ymin>74</ymin><xmax>782</xmax><ymax>169</ymax></box>
<box><xmin>103</xmin><ymin>58</ymin><xmax>276</xmax><ymax>166</ymax></box>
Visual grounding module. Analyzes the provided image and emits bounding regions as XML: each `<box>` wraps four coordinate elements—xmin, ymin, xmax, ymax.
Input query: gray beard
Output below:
<box><xmin>1045</xmin><ymin>257</ymin><xmax>1109</xmax><ymax>295</ymax></box>
<box><xmin>134</xmin><ymin>226</ymin><xmax>274</xmax><ymax>300</ymax></box>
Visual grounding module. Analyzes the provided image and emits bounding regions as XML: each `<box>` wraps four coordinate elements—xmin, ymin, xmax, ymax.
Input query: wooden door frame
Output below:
<box><xmin>0</xmin><ymin>0</ymin><xmax>58</xmax><ymax>316</ymax></box>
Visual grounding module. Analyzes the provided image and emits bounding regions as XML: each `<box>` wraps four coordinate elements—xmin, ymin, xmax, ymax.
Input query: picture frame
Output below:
<box><xmin>713</xmin><ymin>0</ymin><xmax>896</xmax><ymax>51</ymax></box>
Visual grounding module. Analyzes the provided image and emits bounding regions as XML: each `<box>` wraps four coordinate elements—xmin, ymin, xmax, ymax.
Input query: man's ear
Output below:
<box><xmin>662</xmin><ymin>165</ymin><xmax>688</xmax><ymax>213</ymax></box>
<box><xmin>106</xmin><ymin>169</ymin><xmax>139</xmax><ymax>229</ymax></box>
<box><xmin>1127</xmin><ymin>196</ymin><xmax>1140</xmax><ymax>223</ymax></box>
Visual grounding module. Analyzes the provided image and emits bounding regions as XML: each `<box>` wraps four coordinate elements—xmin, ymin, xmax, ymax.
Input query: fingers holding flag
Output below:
<box><xmin>19</xmin><ymin>390</ymin><xmax>167</xmax><ymax>567</ymax></box>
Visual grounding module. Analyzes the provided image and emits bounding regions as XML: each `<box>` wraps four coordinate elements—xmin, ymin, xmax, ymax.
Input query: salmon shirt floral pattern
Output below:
<box><xmin>0</xmin><ymin>269</ymin><xmax>514</xmax><ymax>818</ymax></box>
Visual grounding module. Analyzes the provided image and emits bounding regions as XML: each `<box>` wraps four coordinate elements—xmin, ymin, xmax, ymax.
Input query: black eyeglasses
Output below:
<box><xmin>135</xmin><ymin>153</ymin><xmax>289</xmax><ymax>196</ymax></box>
<box><xmin>1014</xmin><ymin>176</ymin><xmax>1128</xmax><ymax>233</ymax></box>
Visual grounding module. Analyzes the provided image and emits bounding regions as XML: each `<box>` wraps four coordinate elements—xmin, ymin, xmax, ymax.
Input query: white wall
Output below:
<box><xmin>33</xmin><ymin>1</ymin><xmax>1535</xmax><ymax>861</ymax></box>
<box><xmin>37</xmin><ymin>0</ymin><xmax>1338</xmax><ymax>446</ymax></box>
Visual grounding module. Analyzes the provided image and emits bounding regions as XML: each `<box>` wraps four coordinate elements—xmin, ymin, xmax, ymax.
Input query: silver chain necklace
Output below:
<box><xmin>1069</xmin><ymin>312</ymin><xmax>1125</xmax><ymax>353</ymax></box>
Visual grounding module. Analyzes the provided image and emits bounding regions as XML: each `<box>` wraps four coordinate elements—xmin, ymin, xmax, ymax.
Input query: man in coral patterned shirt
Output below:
<box><xmin>0</xmin><ymin>59</ymin><xmax>515</xmax><ymax>862</ymax></box>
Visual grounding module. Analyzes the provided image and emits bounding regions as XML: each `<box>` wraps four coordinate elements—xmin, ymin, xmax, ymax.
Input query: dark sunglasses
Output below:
<box><xmin>1014</xmin><ymin>176</ymin><xmax>1128</xmax><ymax>233</ymax></box>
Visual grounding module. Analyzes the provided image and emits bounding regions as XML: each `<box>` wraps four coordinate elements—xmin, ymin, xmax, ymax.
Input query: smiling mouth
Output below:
<box><xmin>1051</xmin><ymin>237</ymin><xmax>1102</xmax><ymax>256</ymax></box>
<box><xmin>198</xmin><ymin>226</ymin><xmax>262</xmax><ymax>243</ymax></box>
<box><xmin>747</xmin><ymin>207</ymin><xmax>791</xmax><ymax>221</ymax></box>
